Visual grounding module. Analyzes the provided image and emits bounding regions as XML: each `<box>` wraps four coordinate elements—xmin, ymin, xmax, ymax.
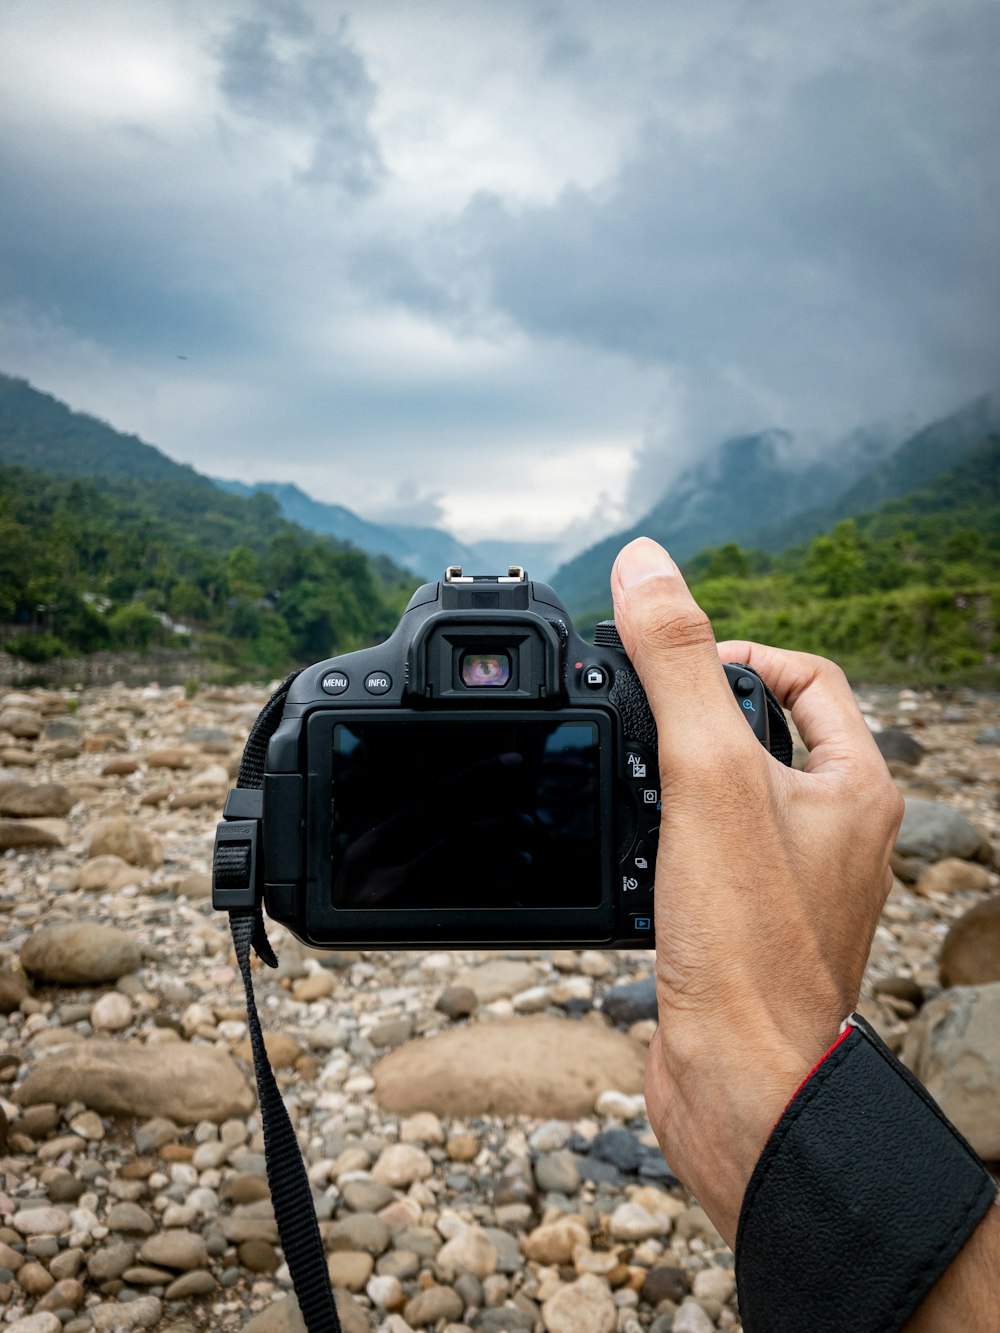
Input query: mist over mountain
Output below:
<box><xmin>751</xmin><ymin>391</ymin><xmax>1000</xmax><ymax>553</ymax></box>
<box><xmin>552</xmin><ymin>394</ymin><xmax>998</xmax><ymax>613</ymax></box>
<box><xmin>214</xmin><ymin>478</ymin><xmax>561</xmax><ymax>582</ymax></box>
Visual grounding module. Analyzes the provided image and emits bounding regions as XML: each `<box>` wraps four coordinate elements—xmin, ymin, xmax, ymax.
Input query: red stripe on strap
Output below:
<box><xmin>773</xmin><ymin>1025</ymin><xmax>852</xmax><ymax>1133</ymax></box>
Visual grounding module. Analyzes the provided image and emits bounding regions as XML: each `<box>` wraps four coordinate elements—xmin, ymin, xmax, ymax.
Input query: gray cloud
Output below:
<box><xmin>217</xmin><ymin>12</ymin><xmax>383</xmax><ymax>193</ymax></box>
<box><xmin>366</xmin><ymin>481</ymin><xmax>450</xmax><ymax>527</ymax></box>
<box><xmin>0</xmin><ymin>0</ymin><xmax>998</xmax><ymax>546</ymax></box>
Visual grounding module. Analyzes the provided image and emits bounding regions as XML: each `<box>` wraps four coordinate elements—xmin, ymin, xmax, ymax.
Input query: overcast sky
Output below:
<box><xmin>1</xmin><ymin>0</ymin><xmax>998</xmax><ymax>550</ymax></box>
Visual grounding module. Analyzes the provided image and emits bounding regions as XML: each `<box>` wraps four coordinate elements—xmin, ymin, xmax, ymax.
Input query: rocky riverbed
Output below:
<box><xmin>1</xmin><ymin>681</ymin><xmax>999</xmax><ymax>1333</ymax></box>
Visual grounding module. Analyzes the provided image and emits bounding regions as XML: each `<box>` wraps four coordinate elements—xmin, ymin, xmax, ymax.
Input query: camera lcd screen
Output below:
<box><xmin>331</xmin><ymin>720</ymin><xmax>601</xmax><ymax>910</ymax></box>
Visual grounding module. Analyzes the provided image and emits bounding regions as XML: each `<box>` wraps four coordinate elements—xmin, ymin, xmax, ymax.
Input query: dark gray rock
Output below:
<box><xmin>44</xmin><ymin>718</ymin><xmax>83</xmax><ymax>741</ymax></box>
<box><xmin>638</xmin><ymin>1153</ymin><xmax>680</xmax><ymax>1185</ymax></box>
<box><xmin>895</xmin><ymin>799</ymin><xmax>984</xmax><ymax>864</ymax></box>
<box><xmin>601</xmin><ymin>975</ymin><xmax>657</xmax><ymax>1025</ymax></box>
<box><xmin>873</xmin><ymin>727</ymin><xmax>925</xmax><ymax>766</ymax></box>
<box><xmin>474</xmin><ymin>1307</ymin><xmax>536</xmax><ymax>1331</ymax></box>
<box><xmin>483</xmin><ymin>1228</ymin><xmax>524</xmax><ymax>1275</ymax></box>
<box><xmin>975</xmin><ymin>727</ymin><xmax>1000</xmax><ymax>746</ymax></box>
<box><xmin>591</xmin><ymin>1128</ymin><xmax>644</xmax><ymax>1173</ymax></box>
<box><xmin>576</xmin><ymin>1157</ymin><xmax>625</xmax><ymax>1187</ymax></box>
<box><xmin>642</xmin><ymin>1265</ymin><xmax>691</xmax><ymax>1305</ymax></box>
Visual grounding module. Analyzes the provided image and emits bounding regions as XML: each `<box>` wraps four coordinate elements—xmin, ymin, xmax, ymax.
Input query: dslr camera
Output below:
<box><xmin>213</xmin><ymin>566</ymin><xmax>790</xmax><ymax>948</ymax></box>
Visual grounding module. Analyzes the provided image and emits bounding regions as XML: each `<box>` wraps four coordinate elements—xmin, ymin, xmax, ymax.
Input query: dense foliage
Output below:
<box><xmin>577</xmin><ymin>438</ymin><xmax>1000</xmax><ymax>682</ymax></box>
<box><xmin>0</xmin><ymin>466</ymin><xmax>415</xmax><ymax>675</ymax></box>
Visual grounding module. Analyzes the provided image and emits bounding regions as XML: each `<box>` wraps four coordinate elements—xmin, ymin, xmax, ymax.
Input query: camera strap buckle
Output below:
<box><xmin>212</xmin><ymin>801</ymin><xmax>263</xmax><ymax>913</ymax></box>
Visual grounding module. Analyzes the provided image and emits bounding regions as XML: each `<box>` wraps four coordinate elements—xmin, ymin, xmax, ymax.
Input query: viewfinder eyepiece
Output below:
<box><xmin>460</xmin><ymin>651</ymin><xmax>511</xmax><ymax>688</ymax></box>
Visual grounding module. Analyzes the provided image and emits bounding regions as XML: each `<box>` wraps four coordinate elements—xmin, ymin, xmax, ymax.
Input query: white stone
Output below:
<box><xmin>435</xmin><ymin>1226</ymin><xmax>499</xmax><ymax>1280</ymax></box>
<box><xmin>371</xmin><ymin>1143</ymin><xmax>433</xmax><ymax>1187</ymax></box>
<box><xmin>542</xmin><ymin>1272</ymin><xmax>616</xmax><ymax>1333</ymax></box>
<box><xmin>512</xmin><ymin>985</ymin><xmax>553</xmax><ymax>1013</ymax></box>
<box><xmin>673</xmin><ymin>1300</ymin><xmax>716</xmax><ymax>1333</ymax></box>
<box><xmin>595</xmin><ymin>1089</ymin><xmax>645</xmax><ymax>1120</ymax></box>
<box><xmin>69</xmin><ymin>1110</ymin><xmax>105</xmax><ymax>1140</ymax></box>
<box><xmin>609</xmin><ymin>1202</ymin><xmax>671</xmax><ymax>1241</ymax></box>
<box><xmin>693</xmin><ymin>1267</ymin><xmax>736</xmax><ymax>1303</ymax></box>
<box><xmin>12</xmin><ymin>1206</ymin><xmax>70</xmax><ymax>1236</ymax></box>
<box><xmin>550</xmin><ymin>976</ymin><xmax>594</xmax><ymax>1004</ymax></box>
<box><xmin>367</xmin><ymin>1273</ymin><xmax>404</xmax><ymax>1309</ymax></box>
<box><xmin>180</xmin><ymin>1002</ymin><xmax>214</xmax><ymax>1034</ymax></box>
<box><xmin>90</xmin><ymin>1296</ymin><xmax>162</xmax><ymax>1330</ymax></box>
<box><xmin>529</xmin><ymin>1120</ymin><xmax>571</xmax><ymax>1153</ymax></box>
<box><xmin>420</xmin><ymin>952</ymin><xmax>452</xmax><ymax>972</ymax></box>
<box><xmin>579</xmin><ymin>951</ymin><xmax>612</xmax><ymax>977</ymax></box>
<box><xmin>7</xmin><ymin>1316</ymin><xmax>63</xmax><ymax>1333</ymax></box>
<box><xmin>344</xmin><ymin>1073</ymin><xmax>375</xmax><ymax>1095</ymax></box>
<box><xmin>400</xmin><ymin>1111</ymin><xmax>445</xmax><ymax>1146</ymax></box>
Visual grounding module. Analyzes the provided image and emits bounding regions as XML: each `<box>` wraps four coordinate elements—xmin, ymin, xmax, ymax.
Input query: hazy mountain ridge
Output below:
<box><xmin>749</xmin><ymin>391</ymin><xmax>1000</xmax><ymax>554</ymax></box>
<box><xmin>552</xmin><ymin>394</ymin><xmax>998</xmax><ymax>613</ymax></box>
<box><xmin>215</xmin><ymin>478</ymin><xmax>561</xmax><ymax>581</ymax></box>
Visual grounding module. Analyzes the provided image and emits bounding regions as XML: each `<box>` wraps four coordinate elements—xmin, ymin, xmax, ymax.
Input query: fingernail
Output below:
<box><xmin>617</xmin><ymin>538</ymin><xmax>677</xmax><ymax>590</ymax></box>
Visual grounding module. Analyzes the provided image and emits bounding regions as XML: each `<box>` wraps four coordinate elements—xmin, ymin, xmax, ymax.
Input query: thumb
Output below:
<box><xmin>611</xmin><ymin>537</ymin><xmax>739</xmax><ymax>760</ymax></box>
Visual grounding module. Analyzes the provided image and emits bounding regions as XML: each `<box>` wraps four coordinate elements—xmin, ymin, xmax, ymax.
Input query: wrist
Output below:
<box><xmin>646</xmin><ymin>1010</ymin><xmax>844</xmax><ymax>1246</ymax></box>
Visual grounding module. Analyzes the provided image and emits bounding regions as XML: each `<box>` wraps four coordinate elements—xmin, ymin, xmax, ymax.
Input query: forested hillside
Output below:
<box><xmin>645</xmin><ymin>438</ymin><xmax>1000</xmax><ymax>681</ymax></box>
<box><xmin>0</xmin><ymin>464</ymin><xmax>414</xmax><ymax>674</ymax></box>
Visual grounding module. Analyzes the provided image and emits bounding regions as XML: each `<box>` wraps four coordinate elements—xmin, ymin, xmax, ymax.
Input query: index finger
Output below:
<box><xmin>716</xmin><ymin>638</ymin><xmax>884</xmax><ymax>777</ymax></box>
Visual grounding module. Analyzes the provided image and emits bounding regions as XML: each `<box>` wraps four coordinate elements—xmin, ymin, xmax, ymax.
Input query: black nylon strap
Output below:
<box><xmin>230</xmin><ymin>912</ymin><xmax>341</xmax><ymax>1332</ymax></box>
<box><xmin>736</xmin><ymin>1014</ymin><xmax>997</xmax><ymax>1333</ymax></box>
<box><xmin>228</xmin><ymin>669</ymin><xmax>342</xmax><ymax>1333</ymax></box>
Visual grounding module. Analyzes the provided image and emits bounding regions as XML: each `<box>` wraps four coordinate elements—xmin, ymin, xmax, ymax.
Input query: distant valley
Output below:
<box><xmin>1</xmin><ymin>370</ymin><xmax>998</xmax><ymax>682</ymax></box>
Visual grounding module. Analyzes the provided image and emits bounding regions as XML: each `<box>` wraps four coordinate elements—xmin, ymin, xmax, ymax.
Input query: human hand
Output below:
<box><xmin>610</xmin><ymin>537</ymin><xmax>904</xmax><ymax>1247</ymax></box>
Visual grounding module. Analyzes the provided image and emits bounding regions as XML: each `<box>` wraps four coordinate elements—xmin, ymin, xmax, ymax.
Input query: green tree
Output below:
<box><xmin>805</xmin><ymin>520</ymin><xmax>865</xmax><ymax>598</ymax></box>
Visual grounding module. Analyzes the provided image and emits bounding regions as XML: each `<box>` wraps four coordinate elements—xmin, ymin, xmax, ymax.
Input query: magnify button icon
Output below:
<box><xmin>742</xmin><ymin>698</ymin><xmax>756</xmax><ymax>713</ymax></box>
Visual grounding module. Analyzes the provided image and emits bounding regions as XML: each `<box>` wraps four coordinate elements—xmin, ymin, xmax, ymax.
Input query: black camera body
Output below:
<box><xmin>213</xmin><ymin>566</ymin><xmax>791</xmax><ymax>949</ymax></box>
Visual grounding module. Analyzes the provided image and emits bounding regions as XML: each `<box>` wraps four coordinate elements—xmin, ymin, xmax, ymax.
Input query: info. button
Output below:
<box><xmin>321</xmin><ymin>672</ymin><xmax>349</xmax><ymax>695</ymax></box>
<box><xmin>364</xmin><ymin>671</ymin><xmax>392</xmax><ymax>695</ymax></box>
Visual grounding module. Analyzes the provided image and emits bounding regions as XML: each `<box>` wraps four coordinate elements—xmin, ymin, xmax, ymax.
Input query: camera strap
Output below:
<box><xmin>222</xmin><ymin>669</ymin><xmax>343</xmax><ymax>1333</ymax></box>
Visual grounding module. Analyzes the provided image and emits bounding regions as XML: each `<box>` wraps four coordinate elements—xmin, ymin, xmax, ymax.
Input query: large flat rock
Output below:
<box><xmin>903</xmin><ymin>983</ymin><xmax>1000</xmax><ymax>1160</ymax></box>
<box><xmin>21</xmin><ymin>922</ymin><xmax>141</xmax><ymax>985</ymax></box>
<box><xmin>895</xmin><ymin>798</ymin><xmax>985</xmax><ymax>863</ymax></box>
<box><xmin>373</xmin><ymin>1016</ymin><xmax>645</xmax><ymax>1118</ymax></box>
<box><xmin>16</xmin><ymin>1040</ymin><xmax>255</xmax><ymax>1124</ymax></box>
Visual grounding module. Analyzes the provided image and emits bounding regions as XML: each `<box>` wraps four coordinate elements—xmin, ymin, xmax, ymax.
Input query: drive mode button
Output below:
<box><xmin>321</xmin><ymin>672</ymin><xmax>349</xmax><ymax>695</ymax></box>
<box><xmin>364</xmin><ymin>671</ymin><xmax>392</xmax><ymax>695</ymax></box>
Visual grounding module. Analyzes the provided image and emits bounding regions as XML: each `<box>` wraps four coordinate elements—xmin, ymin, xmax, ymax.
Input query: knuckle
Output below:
<box><xmin>641</xmin><ymin>604</ymin><xmax>715</xmax><ymax>653</ymax></box>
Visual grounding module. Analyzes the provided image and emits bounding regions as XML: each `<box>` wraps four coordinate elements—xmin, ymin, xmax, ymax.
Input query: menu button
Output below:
<box><xmin>321</xmin><ymin>672</ymin><xmax>349</xmax><ymax>695</ymax></box>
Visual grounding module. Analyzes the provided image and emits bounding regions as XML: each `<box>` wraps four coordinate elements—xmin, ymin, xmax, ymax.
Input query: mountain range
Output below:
<box><xmin>214</xmin><ymin>478</ymin><xmax>561</xmax><ymax>582</ymax></box>
<box><xmin>550</xmin><ymin>393</ymin><xmax>1000</xmax><ymax>613</ymax></box>
<box><xmin>2</xmin><ymin>369</ymin><xmax>998</xmax><ymax>617</ymax></box>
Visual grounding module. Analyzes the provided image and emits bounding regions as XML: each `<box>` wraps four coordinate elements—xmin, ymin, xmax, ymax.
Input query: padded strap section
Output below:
<box><xmin>736</xmin><ymin>1015</ymin><xmax>997</xmax><ymax>1333</ymax></box>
